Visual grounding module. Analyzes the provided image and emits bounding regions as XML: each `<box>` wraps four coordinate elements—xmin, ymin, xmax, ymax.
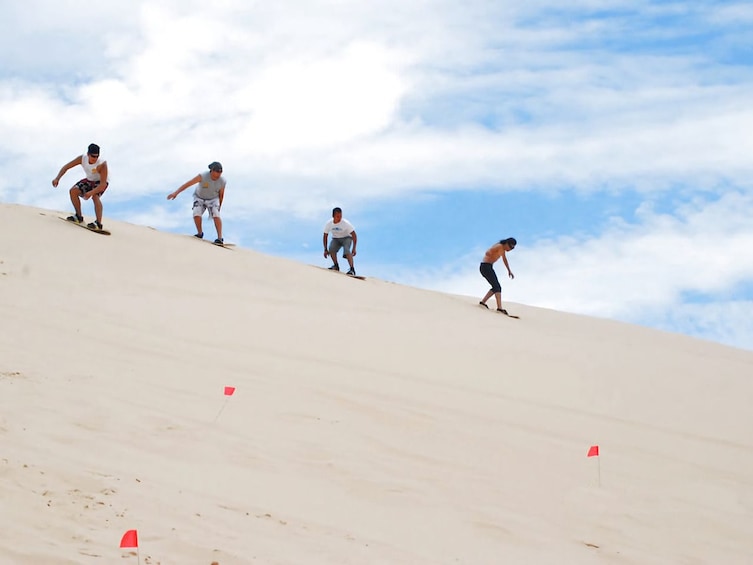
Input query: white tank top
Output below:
<box><xmin>81</xmin><ymin>154</ymin><xmax>105</xmax><ymax>182</ymax></box>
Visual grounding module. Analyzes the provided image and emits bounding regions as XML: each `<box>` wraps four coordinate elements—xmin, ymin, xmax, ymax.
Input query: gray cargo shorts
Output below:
<box><xmin>329</xmin><ymin>236</ymin><xmax>353</xmax><ymax>257</ymax></box>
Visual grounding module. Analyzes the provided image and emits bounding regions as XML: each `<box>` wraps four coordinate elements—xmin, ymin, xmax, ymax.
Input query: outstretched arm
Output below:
<box><xmin>323</xmin><ymin>233</ymin><xmax>329</xmax><ymax>258</ymax></box>
<box><xmin>52</xmin><ymin>156</ymin><xmax>83</xmax><ymax>187</ymax></box>
<box><xmin>167</xmin><ymin>175</ymin><xmax>201</xmax><ymax>200</ymax></box>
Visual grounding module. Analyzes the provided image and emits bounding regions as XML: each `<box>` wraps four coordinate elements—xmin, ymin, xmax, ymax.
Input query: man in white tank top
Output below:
<box><xmin>52</xmin><ymin>143</ymin><xmax>110</xmax><ymax>230</ymax></box>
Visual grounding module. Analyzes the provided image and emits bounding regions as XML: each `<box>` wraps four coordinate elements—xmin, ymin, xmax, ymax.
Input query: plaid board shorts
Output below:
<box><xmin>74</xmin><ymin>179</ymin><xmax>108</xmax><ymax>195</ymax></box>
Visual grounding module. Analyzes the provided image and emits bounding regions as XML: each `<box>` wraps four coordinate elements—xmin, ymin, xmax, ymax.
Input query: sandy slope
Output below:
<box><xmin>1</xmin><ymin>203</ymin><xmax>752</xmax><ymax>564</ymax></box>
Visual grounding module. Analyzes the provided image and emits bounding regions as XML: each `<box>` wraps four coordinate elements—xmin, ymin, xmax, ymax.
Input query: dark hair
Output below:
<box><xmin>332</xmin><ymin>207</ymin><xmax>342</xmax><ymax>216</ymax></box>
<box><xmin>500</xmin><ymin>237</ymin><xmax>517</xmax><ymax>246</ymax></box>
<box><xmin>87</xmin><ymin>143</ymin><xmax>100</xmax><ymax>156</ymax></box>
<box><xmin>208</xmin><ymin>161</ymin><xmax>223</xmax><ymax>172</ymax></box>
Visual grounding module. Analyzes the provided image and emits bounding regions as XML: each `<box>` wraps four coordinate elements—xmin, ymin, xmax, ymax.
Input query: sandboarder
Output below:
<box><xmin>479</xmin><ymin>238</ymin><xmax>516</xmax><ymax>314</ymax></box>
<box><xmin>51</xmin><ymin>143</ymin><xmax>109</xmax><ymax>230</ymax></box>
<box><xmin>323</xmin><ymin>207</ymin><xmax>358</xmax><ymax>276</ymax></box>
<box><xmin>167</xmin><ymin>162</ymin><xmax>226</xmax><ymax>244</ymax></box>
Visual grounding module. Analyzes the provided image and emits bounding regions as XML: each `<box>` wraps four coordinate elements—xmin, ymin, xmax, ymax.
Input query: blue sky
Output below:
<box><xmin>2</xmin><ymin>0</ymin><xmax>753</xmax><ymax>350</ymax></box>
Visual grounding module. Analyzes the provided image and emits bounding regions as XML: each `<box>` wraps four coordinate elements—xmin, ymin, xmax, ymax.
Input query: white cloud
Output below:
<box><xmin>232</xmin><ymin>41</ymin><xmax>406</xmax><ymax>153</ymax></box>
<box><xmin>709</xmin><ymin>3</ymin><xmax>753</xmax><ymax>25</ymax></box>
<box><xmin>646</xmin><ymin>300</ymin><xmax>753</xmax><ymax>352</ymax></box>
<box><xmin>3</xmin><ymin>1</ymin><xmax>753</xmax><ymax>208</ymax></box>
<box><xmin>416</xmin><ymin>191</ymin><xmax>753</xmax><ymax>349</ymax></box>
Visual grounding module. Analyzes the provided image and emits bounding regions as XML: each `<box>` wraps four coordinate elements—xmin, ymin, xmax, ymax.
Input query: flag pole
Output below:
<box><xmin>215</xmin><ymin>386</ymin><xmax>236</xmax><ymax>422</ymax></box>
<box><xmin>597</xmin><ymin>455</ymin><xmax>601</xmax><ymax>487</ymax></box>
<box><xmin>213</xmin><ymin>398</ymin><xmax>229</xmax><ymax>422</ymax></box>
<box><xmin>587</xmin><ymin>445</ymin><xmax>600</xmax><ymax>487</ymax></box>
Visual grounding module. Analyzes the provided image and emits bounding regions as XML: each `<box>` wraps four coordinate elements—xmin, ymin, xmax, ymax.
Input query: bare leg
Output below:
<box><xmin>493</xmin><ymin>292</ymin><xmax>502</xmax><ymax>310</ymax></box>
<box><xmin>480</xmin><ymin>289</ymin><xmax>495</xmax><ymax>306</ymax></box>
<box><xmin>344</xmin><ymin>252</ymin><xmax>354</xmax><ymax>270</ymax></box>
<box><xmin>92</xmin><ymin>195</ymin><xmax>103</xmax><ymax>223</ymax></box>
<box><xmin>213</xmin><ymin>216</ymin><xmax>223</xmax><ymax>240</ymax></box>
<box><xmin>68</xmin><ymin>187</ymin><xmax>83</xmax><ymax>217</ymax></box>
<box><xmin>193</xmin><ymin>215</ymin><xmax>203</xmax><ymax>235</ymax></box>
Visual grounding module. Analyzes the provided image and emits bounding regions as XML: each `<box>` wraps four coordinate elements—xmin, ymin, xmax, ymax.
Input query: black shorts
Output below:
<box><xmin>480</xmin><ymin>262</ymin><xmax>501</xmax><ymax>293</ymax></box>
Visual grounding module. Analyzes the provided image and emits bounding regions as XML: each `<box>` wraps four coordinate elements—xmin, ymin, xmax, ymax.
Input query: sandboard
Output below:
<box><xmin>318</xmin><ymin>266</ymin><xmax>366</xmax><ymax>280</ymax></box>
<box><xmin>478</xmin><ymin>302</ymin><xmax>519</xmax><ymax>318</ymax></box>
<box><xmin>190</xmin><ymin>236</ymin><xmax>235</xmax><ymax>249</ymax></box>
<box><xmin>59</xmin><ymin>217</ymin><xmax>111</xmax><ymax>235</ymax></box>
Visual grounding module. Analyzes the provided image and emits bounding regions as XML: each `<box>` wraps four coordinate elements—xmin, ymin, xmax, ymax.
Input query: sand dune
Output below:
<box><xmin>1</xmin><ymin>203</ymin><xmax>752</xmax><ymax>564</ymax></box>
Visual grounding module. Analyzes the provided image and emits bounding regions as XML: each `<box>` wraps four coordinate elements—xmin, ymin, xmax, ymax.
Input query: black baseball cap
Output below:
<box><xmin>208</xmin><ymin>161</ymin><xmax>223</xmax><ymax>172</ymax></box>
<box><xmin>87</xmin><ymin>143</ymin><xmax>100</xmax><ymax>156</ymax></box>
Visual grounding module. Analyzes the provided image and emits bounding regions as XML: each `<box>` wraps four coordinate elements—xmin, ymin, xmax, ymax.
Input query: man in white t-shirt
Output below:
<box><xmin>323</xmin><ymin>207</ymin><xmax>358</xmax><ymax>275</ymax></box>
<box><xmin>51</xmin><ymin>143</ymin><xmax>110</xmax><ymax>230</ymax></box>
<box><xmin>167</xmin><ymin>162</ymin><xmax>226</xmax><ymax>244</ymax></box>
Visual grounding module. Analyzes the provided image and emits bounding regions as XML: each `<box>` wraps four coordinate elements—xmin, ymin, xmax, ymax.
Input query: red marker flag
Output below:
<box><xmin>120</xmin><ymin>529</ymin><xmax>138</xmax><ymax>548</ymax></box>
<box><xmin>224</xmin><ymin>386</ymin><xmax>236</xmax><ymax>396</ymax></box>
<box><xmin>587</xmin><ymin>445</ymin><xmax>599</xmax><ymax>458</ymax></box>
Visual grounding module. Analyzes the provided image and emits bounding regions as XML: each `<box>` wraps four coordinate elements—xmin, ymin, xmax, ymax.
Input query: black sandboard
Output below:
<box><xmin>59</xmin><ymin>217</ymin><xmax>111</xmax><ymax>235</ymax></box>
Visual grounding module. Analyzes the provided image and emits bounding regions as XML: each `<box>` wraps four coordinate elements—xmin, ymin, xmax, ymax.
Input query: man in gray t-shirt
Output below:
<box><xmin>168</xmin><ymin>161</ymin><xmax>227</xmax><ymax>244</ymax></box>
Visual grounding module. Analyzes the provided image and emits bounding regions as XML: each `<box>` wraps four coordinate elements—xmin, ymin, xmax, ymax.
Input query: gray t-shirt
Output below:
<box><xmin>193</xmin><ymin>172</ymin><xmax>226</xmax><ymax>200</ymax></box>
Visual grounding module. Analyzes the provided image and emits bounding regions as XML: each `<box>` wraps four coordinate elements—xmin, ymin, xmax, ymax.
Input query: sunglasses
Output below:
<box><xmin>88</xmin><ymin>153</ymin><xmax>99</xmax><ymax>158</ymax></box>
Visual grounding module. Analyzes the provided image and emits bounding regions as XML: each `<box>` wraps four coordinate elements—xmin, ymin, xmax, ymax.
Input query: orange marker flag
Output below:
<box><xmin>215</xmin><ymin>386</ymin><xmax>236</xmax><ymax>421</ymax></box>
<box><xmin>587</xmin><ymin>445</ymin><xmax>601</xmax><ymax>487</ymax></box>
<box><xmin>120</xmin><ymin>529</ymin><xmax>138</xmax><ymax>548</ymax></box>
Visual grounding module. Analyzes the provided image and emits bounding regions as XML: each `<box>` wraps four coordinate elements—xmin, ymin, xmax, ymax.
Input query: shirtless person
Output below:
<box><xmin>479</xmin><ymin>238</ymin><xmax>516</xmax><ymax>314</ymax></box>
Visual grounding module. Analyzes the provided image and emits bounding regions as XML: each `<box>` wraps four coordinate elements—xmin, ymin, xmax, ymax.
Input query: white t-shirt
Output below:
<box><xmin>81</xmin><ymin>154</ymin><xmax>106</xmax><ymax>182</ymax></box>
<box><xmin>323</xmin><ymin>218</ymin><xmax>355</xmax><ymax>239</ymax></box>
